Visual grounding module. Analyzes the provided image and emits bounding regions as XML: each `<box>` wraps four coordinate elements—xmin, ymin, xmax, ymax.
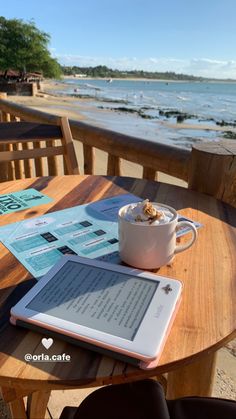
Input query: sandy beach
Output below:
<box><xmin>8</xmin><ymin>78</ymin><xmax>236</xmax><ymax>186</ymax></box>
<box><xmin>9</xmin><ymin>80</ymin><xmax>191</xmax><ymax>186</ymax></box>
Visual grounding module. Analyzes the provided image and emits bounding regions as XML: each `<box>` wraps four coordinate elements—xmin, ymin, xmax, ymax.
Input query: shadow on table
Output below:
<box><xmin>108</xmin><ymin>176</ymin><xmax>236</xmax><ymax>228</ymax></box>
<box><xmin>0</xmin><ymin>276</ymin><xmax>135</xmax><ymax>382</ymax></box>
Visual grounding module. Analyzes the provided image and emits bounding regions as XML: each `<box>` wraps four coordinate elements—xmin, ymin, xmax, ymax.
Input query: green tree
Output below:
<box><xmin>0</xmin><ymin>16</ymin><xmax>61</xmax><ymax>78</ymax></box>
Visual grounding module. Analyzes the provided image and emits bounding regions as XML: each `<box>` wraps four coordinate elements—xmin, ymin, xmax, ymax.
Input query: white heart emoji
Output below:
<box><xmin>41</xmin><ymin>338</ymin><xmax>53</xmax><ymax>350</ymax></box>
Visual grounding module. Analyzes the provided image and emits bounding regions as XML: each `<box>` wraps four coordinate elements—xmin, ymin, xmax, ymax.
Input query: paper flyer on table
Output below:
<box><xmin>0</xmin><ymin>203</ymin><xmax>120</xmax><ymax>278</ymax></box>
<box><xmin>0</xmin><ymin>188</ymin><xmax>52</xmax><ymax>215</ymax></box>
<box><xmin>0</xmin><ymin>193</ymin><xmax>202</xmax><ymax>278</ymax></box>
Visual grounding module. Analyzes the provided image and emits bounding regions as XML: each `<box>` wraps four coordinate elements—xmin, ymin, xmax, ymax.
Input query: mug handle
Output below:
<box><xmin>174</xmin><ymin>221</ymin><xmax>197</xmax><ymax>254</ymax></box>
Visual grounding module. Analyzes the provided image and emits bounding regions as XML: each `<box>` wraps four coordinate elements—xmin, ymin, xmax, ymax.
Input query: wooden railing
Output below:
<box><xmin>1</xmin><ymin>94</ymin><xmax>236</xmax><ymax>207</ymax></box>
<box><xmin>0</xmin><ymin>96</ymin><xmax>190</xmax><ymax>182</ymax></box>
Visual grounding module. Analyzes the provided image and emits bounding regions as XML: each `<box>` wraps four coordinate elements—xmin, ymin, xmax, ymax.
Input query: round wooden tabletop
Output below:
<box><xmin>0</xmin><ymin>175</ymin><xmax>236</xmax><ymax>391</ymax></box>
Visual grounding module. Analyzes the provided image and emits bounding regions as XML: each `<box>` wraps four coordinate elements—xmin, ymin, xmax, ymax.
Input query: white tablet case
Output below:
<box><xmin>10</xmin><ymin>256</ymin><xmax>182</xmax><ymax>369</ymax></box>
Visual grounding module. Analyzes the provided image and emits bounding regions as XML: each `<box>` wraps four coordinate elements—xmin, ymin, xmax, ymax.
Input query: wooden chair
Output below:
<box><xmin>0</xmin><ymin>117</ymin><xmax>80</xmax><ymax>182</ymax></box>
<box><xmin>58</xmin><ymin>379</ymin><xmax>236</xmax><ymax>419</ymax></box>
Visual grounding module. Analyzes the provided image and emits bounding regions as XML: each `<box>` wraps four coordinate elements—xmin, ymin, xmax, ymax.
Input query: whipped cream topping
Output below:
<box><xmin>121</xmin><ymin>200</ymin><xmax>174</xmax><ymax>225</ymax></box>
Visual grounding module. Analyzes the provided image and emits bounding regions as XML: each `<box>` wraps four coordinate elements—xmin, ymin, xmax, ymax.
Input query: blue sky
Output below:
<box><xmin>1</xmin><ymin>0</ymin><xmax>236</xmax><ymax>78</ymax></box>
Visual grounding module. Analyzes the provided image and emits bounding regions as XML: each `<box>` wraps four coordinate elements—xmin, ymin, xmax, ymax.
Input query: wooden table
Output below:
<box><xmin>0</xmin><ymin>175</ymin><xmax>235</xmax><ymax>419</ymax></box>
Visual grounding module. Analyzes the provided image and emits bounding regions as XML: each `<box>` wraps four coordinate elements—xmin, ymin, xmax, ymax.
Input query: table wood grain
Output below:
<box><xmin>0</xmin><ymin>176</ymin><xmax>235</xmax><ymax>418</ymax></box>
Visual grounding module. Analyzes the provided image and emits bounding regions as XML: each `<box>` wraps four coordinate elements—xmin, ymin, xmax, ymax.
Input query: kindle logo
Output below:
<box><xmin>41</xmin><ymin>338</ymin><xmax>54</xmax><ymax>350</ymax></box>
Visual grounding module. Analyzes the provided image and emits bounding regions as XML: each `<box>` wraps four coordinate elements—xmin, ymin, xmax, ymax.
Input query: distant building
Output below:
<box><xmin>0</xmin><ymin>69</ymin><xmax>43</xmax><ymax>95</ymax></box>
<box><xmin>74</xmin><ymin>74</ymin><xmax>87</xmax><ymax>78</ymax></box>
<box><xmin>0</xmin><ymin>69</ymin><xmax>43</xmax><ymax>83</ymax></box>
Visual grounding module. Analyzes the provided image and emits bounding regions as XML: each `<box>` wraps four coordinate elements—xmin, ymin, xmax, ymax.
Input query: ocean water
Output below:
<box><xmin>55</xmin><ymin>78</ymin><xmax>236</xmax><ymax>149</ymax></box>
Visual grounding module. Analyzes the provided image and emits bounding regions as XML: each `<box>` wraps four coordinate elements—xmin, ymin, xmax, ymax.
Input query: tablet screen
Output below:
<box><xmin>26</xmin><ymin>261</ymin><xmax>159</xmax><ymax>340</ymax></box>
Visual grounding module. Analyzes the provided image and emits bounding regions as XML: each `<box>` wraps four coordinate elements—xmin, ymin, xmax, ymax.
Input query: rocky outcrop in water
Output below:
<box><xmin>159</xmin><ymin>110</ymin><xmax>196</xmax><ymax>122</ymax></box>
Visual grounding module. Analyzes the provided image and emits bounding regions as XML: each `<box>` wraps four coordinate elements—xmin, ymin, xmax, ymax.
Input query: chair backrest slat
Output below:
<box><xmin>46</xmin><ymin>140</ymin><xmax>59</xmax><ymax>176</ymax></box>
<box><xmin>7</xmin><ymin>143</ymin><xmax>14</xmax><ymax>181</ymax></box>
<box><xmin>22</xmin><ymin>141</ymin><xmax>33</xmax><ymax>178</ymax></box>
<box><xmin>60</xmin><ymin>117</ymin><xmax>80</xmax><ymax>175</ymax></box>
<box><xmin>0</xmin><ymin>117</ymin><xmax>80</xmax><ymax>181</ymax></box>
<box><xmin>63</xmin><ymin>155</ymin><xmax>69</xmax><ymax>175</ymax></box>
<box><xmin>0</xmin><ymin>145</ymin><xmax>65</xmax><ymax>161</ymax></box>
<box><xmin>0</xmin><ymin>123</ymin><xmax>62</xmax><ymax>141</ymax></box>
<box><xmin>33</xmin><ymin>141</ymin><xmax>44</xmax><ymax>177</ymax></box>
<box><xmin>12</xmin><ymin>142</ymin><xmax>23</xmax><ymax>179</ymax></box>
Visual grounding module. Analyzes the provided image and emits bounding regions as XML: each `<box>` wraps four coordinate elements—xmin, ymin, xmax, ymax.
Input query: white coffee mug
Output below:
<box><xmin>118</xmin><ymin>202</ymin><xmax>197</xmax><ymax>269</ymax></box>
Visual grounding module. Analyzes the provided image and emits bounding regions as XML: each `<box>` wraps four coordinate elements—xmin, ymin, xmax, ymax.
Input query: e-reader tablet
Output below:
<box><xmin>10</xmin><ymin>255</ymin><xmax>182</xmax><ymax>369</ymax></box>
